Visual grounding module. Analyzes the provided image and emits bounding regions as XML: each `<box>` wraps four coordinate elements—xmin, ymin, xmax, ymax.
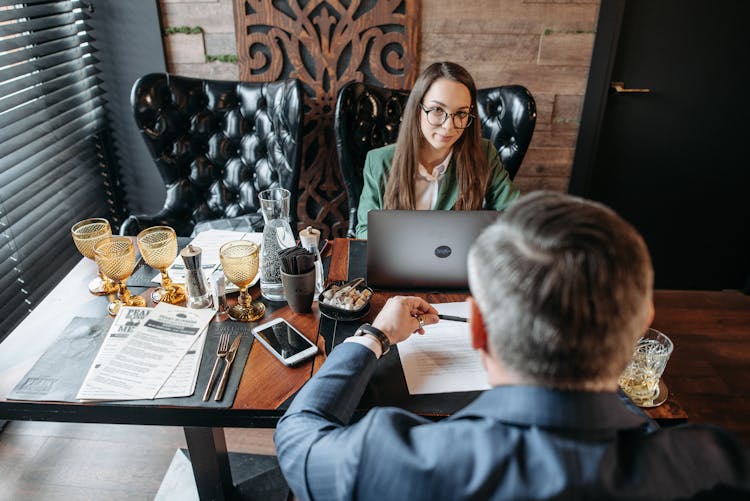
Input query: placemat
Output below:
<box><xmin>348</xmin><ymin>240</ymin><xmax>367</xmax><ymax>280</ymax></box>
<box><xmin>316</xmin><ymin>240</ymin><xmax>368</xmax><ymax>355</ymax></box>
<box><xmin>129</xmin><ymin>236</ymin><xmax>193</xmax><ymax>288</ymax></box>
<box><xmin>8</xmin><ymin>316</ymin><xmax>253</xmax><ymax>408</ymax></box>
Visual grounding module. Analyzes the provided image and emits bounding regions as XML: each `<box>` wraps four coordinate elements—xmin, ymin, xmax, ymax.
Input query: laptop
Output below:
<box><xmin>366</xmin><ymin>210</ymin><xmax>502</xmax><ymax>290</ymax></box>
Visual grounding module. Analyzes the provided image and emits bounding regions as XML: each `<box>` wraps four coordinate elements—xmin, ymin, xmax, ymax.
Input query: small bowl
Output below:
<box><xmin>318</xmin><ymin>279</ymin><xmax>373</xmax><ymax>321</ymax></box>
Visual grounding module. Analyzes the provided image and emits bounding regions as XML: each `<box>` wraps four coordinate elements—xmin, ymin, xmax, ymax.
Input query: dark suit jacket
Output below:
<box><xmin>274</xmin><ymin>343</ymin><xmax>750</xmax><ymax>501</ymax></box>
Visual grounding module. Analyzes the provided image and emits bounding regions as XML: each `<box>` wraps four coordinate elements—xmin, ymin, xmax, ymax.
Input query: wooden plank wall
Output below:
<box><xmin>159</xmin><ymin>0</ymin><xmax>599</xmax><ymax>194</ymax></box>
<box><xmin>421</xmin><ymin>0</ymin><xmax>600</xmax><ymax>192</ymax></box>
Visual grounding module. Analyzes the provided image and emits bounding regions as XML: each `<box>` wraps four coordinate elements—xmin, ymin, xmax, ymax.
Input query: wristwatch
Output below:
<box><xmin>355</xmin><ymin>323</ymin><xmax>391</xmax><ymax>355</ymax></box>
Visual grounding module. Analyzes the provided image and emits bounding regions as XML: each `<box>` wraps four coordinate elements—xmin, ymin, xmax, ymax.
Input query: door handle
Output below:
<box><xmin>611</xmin><ymin>82</ymin><xmax>651</xmax><ymax>93</ymax></box>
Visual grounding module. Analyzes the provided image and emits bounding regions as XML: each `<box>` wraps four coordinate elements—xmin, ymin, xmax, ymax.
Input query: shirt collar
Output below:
<box><xmin>417</xmin><ymin>150</ymin><xmax>452</xmax><ymax>182</ymax></box>
<box><xmin>451</xmin><ymin>385</ymin><xmax>651</xmax><ymax>431</ymax></box>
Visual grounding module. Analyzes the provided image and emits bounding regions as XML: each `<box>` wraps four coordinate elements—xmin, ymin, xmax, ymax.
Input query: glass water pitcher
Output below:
<box><xmin>258</xmin><ymin>188</ymin><xmax>296</xmax><ymax>301</ymax></box>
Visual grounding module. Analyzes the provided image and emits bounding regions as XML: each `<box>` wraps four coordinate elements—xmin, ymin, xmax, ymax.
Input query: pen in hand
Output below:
<box><xmin>438</xmin><ymin>314</ymin><xmax>468</xmax><ymax>323</ymax></box>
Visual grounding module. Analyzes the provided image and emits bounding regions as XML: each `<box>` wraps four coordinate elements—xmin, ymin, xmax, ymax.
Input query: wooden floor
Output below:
<box><xmin>0</xmin><ymin>421</ymin><xmax>276</xmax><ymax>501</ymax></box>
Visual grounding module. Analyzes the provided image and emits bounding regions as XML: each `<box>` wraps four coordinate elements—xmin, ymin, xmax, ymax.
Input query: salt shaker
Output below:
<box><xmin>180</xmin><ymin>244</ymin><xmax>212</xmax><ymax>309</ymax></box>
<box><xmin>210</xmin><ymin>268</ymin><xmax>227</xmax><ymax>315</ymax></box>
<box><xmin>299</xmin><ymin>226</ymin><xmax>324</xmax><ymax>294</ymax></box>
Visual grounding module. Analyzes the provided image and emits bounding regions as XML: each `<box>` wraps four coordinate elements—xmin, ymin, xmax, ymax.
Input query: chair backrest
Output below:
<box><xmin>122</xmin><ymin>73</ymin><xmax>303</xmax><ymax>236</ymax></box>
<box><xmin>334</xmin><ymin>82</ymin><xmax>536</xmax><ymax>237</ymax></box>
<box><xmin>476</xmin><ymin>85</ymin><xmax>537</xmax><ymax>180</ymax></box>
<box><xmin>334</xmin><ymin>83</ymin><xmax>410</xmax><ymax>238</ymax></box>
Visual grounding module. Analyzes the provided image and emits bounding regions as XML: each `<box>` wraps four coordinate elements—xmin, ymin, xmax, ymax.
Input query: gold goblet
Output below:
<box><xmin>219</xmin><ymin>240</ymin><xmax>265</xmax><ymax>322</ymax></box>
<box><xmin>136</xmin><ymin>226</ymin><xmax>186</xmax><ymax>305</ymax></box>
<box><xmin>71</xmin><ymin>218</ymin><xmax>119</xmax><ymax>295</ymax></box>
<box><xmin>94</xmin><ymin>237</ymin><xmax>146</xmax><ymax>316</ymax></box>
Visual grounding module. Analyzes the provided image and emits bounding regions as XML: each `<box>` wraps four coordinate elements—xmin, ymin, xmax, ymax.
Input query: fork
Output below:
<box><xmin>202</xmin><ymin>333</ymin><xmax>230</xmax><ymax>401</ymax></box>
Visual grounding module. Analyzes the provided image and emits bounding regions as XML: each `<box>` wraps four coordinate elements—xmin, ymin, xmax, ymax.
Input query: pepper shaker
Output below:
<box><xmin>299</xmin><ymin>226</ymin><xmax>324</xmax><ymax>294</ymax></box>
<box><xmin>180</xmin><ymin>244</ymin><xmax>212</xmax><ymax>309</ymax></box>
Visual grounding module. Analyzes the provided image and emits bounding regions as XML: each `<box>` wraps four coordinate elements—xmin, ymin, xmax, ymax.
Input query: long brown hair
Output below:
<box><xmin>383</xmin><ymin>62</ymin><xmax>489</xmax><ymax>210</ymax></box>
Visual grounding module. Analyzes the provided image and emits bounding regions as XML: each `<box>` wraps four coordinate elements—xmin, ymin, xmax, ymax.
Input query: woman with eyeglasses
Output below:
<box><xmin>355</xmin><ymin>61</ymin><xmax>520</xmax><ymax>238</ymax></box>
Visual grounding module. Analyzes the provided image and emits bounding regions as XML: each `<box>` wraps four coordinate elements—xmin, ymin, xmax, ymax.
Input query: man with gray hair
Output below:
<box><xmin>275</xmin><ymin>191</ymin><xmax>749</xmax><ymax>500</ymax></box>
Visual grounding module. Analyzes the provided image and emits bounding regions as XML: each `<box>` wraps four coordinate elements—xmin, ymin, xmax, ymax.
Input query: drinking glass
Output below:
<box><xmin>219</xmin><ymin>240</ymin><xmax>265</xmax><ymax>322</ymax></box>
<box><xmin>136</xmin><ymin>226</ymin><xmax>185</xmax><ymax>305</ymax></box>
<box><xmin>94</xmin><ymin>237</ymin><xmax>146</xmax><ymax>316</ymax></box>
<box><xmin>71</xmin><ymin>218</ymin><xmax>118</xmax><ymax>295</ymax></box>
<box><xmin>618</xmin><ymin>328</ymin><xmax>674</xmax><ymax>406</ymax></box>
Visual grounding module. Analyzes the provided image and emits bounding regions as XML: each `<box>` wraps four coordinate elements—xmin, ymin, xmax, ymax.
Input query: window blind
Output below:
<box><xmin>0</xmin><ymin>0</ymin><xmax>112</xmax><ymax>338</ymax></box>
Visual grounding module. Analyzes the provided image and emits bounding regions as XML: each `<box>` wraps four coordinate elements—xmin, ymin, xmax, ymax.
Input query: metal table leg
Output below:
<box><xmin>184</xmin><ymin>426</ymin><xmax>234</xmax><ymax>500</ymax></box>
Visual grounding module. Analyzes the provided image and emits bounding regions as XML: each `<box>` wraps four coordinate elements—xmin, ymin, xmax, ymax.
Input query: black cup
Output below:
<box><xmin>281</xmin><ymin>269</ymin><xmax>316</xmax><ymax>313</ymax></box>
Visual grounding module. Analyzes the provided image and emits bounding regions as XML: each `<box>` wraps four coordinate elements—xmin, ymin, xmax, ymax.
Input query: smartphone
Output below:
<box><xmin>251</xmin><ymin>318</ymin><xmax>319</xmax><ymax>366</ymax></box>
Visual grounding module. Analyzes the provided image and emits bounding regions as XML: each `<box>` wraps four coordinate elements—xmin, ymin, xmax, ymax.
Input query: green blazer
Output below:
<box><xmin>355</xmin><ymin>139</ymin><xmax>520</xmax><ymax>238</ymax></box>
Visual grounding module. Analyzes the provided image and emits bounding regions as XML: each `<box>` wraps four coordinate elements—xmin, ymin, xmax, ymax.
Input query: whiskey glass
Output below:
<box><xmin>94</xmin><ymin>236</ymin><xmax>146</xmax><ymax>316</ymax></box>
<box><xmin>136</xmin><ymin>226</ymin><xmax>185</xmax><ymax>305</ymax></box>
<box><xmin>618</xmin><ymin>328</ymin><xmax>673</xmax><ymax>407</ymax></box>
<box><xmin>71</xmin><ymin>218</ymin><xmax>118</xmax><ymax>295</ymax></box>
<box><xmin>219</xmin><ymin>240</ymin><xmax>265</xmax><ymax>322</ymax></box>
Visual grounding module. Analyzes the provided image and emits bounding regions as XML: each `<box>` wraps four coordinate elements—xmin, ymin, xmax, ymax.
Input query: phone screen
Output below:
<box><xmin>254</xmin><ymin>321</ymin><xmax>313</xmax><ymax>361</ymax></box>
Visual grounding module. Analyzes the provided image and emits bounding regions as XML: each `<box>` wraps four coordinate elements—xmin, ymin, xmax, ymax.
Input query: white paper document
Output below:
<box><xmin>398</xmin><ymin>302</ymin><xmax>490</xmax><ymax>395</ymax></box>
<box><xmin>76</xmin><ymin>303</ymin><xmax>214</xmax><ymax>401</ymax></box>
<box><xmin>156</xmin><ymin>229</ymin><xmax>263</xmax><ymax>285</ymax></box>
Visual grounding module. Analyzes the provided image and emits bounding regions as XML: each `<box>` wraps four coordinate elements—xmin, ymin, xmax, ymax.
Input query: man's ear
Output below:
<box><xmin>647</xmin><ymin>301</ymin><xmax>655</xmax><ymax>326</ymax></box>
<box><xmin>467</xmin><ymin>297</ymin><xmax>488</xmax><ymax>351</ymax></box>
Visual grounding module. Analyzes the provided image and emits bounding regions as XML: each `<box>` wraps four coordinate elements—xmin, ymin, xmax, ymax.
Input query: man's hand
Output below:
<box><xmin>372</xmin><ymin>296</ymin><xmax>439</xmax><ymax>344</ymax></box>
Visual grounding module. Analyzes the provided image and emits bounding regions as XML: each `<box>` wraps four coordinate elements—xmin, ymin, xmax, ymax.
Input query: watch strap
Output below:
<box><xmin>356</xmin><ymin>323</ymin><xmax>391</xmax><ymax>355</ymax></box>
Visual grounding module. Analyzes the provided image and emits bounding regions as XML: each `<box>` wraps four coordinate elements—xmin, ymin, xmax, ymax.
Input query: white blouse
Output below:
<box><xmin>414</xmin><ymin>151</ymin><xmax>452</xmax><ymax>210</ymax></box>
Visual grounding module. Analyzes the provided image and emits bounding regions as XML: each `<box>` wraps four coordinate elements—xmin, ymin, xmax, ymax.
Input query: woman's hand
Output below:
<box><xmin>372</xmin><ymin>296</ymin><xmax>439</xmax><ymax>344</ymax></box>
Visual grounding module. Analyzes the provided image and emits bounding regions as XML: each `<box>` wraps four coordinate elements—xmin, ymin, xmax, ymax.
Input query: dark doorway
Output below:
<box><xmin>570</xmin><ymin>0</ymin><xmax>749</xmax><ymax>290</ymax></box>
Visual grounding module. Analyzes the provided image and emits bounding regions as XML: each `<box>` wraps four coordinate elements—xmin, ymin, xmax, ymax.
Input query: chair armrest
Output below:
<box><xmin>347</xmin><ymin>207</ymin><xmax>358</xmax><ymax>238</ymax></box>
<box><xmin>119</xmin><ymin>212</ymin><xmax>194</xmax><ymax>237</ymax></box>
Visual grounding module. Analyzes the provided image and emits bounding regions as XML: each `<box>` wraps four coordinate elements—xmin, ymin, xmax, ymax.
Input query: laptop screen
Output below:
<box><xmin>366</xmin><ymin>210</ymin><xmax>501</xmax><ymax>290</ymax></box>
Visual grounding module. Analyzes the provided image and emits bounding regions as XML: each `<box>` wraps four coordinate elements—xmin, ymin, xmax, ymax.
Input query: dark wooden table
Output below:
<box><xmin>648</xmin><ymin>290</ymin><xmax>750</xmax><ymax>445</ymax></box>
<box><xmin>1</xmin><ymin>238</ymin><xmax>748</xmax><ymax>500</ymax></box>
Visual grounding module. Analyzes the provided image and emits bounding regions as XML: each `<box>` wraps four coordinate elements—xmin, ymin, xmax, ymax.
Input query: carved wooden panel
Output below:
<box><xmin>234</xmin><ymin>0</ymin><xmax>420</xmax><ymax>237</ymax></box>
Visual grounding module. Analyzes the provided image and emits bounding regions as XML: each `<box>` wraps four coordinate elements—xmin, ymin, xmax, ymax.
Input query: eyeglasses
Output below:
<box><xmin>419</xmin><ymin>103</ymin><xmax>475</xmax><ymax>129</ymax></box>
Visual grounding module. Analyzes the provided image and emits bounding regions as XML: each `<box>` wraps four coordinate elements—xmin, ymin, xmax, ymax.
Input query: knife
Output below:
<box><xmin>214</xmin><ymin>334</ymin><xmax>243</xmax><ymax>401</ymax></box>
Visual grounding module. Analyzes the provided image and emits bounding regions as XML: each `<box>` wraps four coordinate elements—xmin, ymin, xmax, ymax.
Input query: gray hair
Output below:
<box><xmin>468</xmin><ymin>191</ymin><xmax>653</xmax><ymax>389</ymax></box>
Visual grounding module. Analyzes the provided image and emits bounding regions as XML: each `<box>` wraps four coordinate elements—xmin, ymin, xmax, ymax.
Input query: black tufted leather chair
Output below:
<box><xmin>334</xmin><ymin>84</ymin><xmax>410</xmax><ymax>238</ymax></box>
<box><xmin>476</xmin><ymin>85</ymin><xmax>537</xmax><ymax>180</ymax></box>
<box><xmin>121</xmin><ymin>73</ymin><xmax>303</xmax><ymax>236</ymax></box>
<box><xmin>334</xmin><ymin>82</ymin><xmax>536</xmax><ymax>237</ymax></box>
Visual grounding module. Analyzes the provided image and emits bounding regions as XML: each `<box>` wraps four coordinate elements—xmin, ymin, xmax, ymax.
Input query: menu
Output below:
<box><xmin>76</xmin><ymin>303</ymin><xmax>214</xmax><ymax>401</ymax></box>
